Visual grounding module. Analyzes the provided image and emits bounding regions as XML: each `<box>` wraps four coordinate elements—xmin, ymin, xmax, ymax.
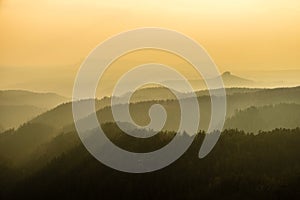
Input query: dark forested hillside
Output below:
<box><xmin>0</xmin><ymin>127</ymin><xmax>300</xmax><ymax>200</ymax></box>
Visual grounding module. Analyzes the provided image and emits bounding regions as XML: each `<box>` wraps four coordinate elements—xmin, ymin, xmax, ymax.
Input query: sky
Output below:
<box><xmin>1</xmin><ymin>0</ymin><xmax>300</xmax><ymax>96</ymax></box>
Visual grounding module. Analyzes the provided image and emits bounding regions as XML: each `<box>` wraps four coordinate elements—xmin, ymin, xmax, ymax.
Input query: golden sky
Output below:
<box><xmin>1</xmin><ymin>0</ymin><xmax>300</xmax><ymax>95</ymax></box>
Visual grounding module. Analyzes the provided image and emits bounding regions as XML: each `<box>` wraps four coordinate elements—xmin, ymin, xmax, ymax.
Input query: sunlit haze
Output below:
<box><xmin>1</xmin><ymin>0</ymin><xmax>300</xmax><ymax>96</ymax></box>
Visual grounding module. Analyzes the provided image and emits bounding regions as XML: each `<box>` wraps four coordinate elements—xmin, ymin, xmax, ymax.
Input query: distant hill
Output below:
<box><xmin>0</xmin><ymin>90</ymin><xmax>67</xmax><ymax>108</ymax></box>
<box><xmin>221</xmin><ymin>71</ymin><xmax>254</xmax><ymax>87</ymax></box>
<box><xmin>162</xmin><ymin>71</ymin><xmax>256</xmax><ymax>91</ymax></box>
<box><xmin>121</xmin><ymin>87</ymin><xmax>178</xmax><ymax>102</ymax></box>
<box><xmin>0</xmin><ymin>90</ymin><xmax>68</xmax><ymax>131</ymax></box>
<box><xmin>0</xmin><ymin>105</ymin><xmax>44</xmax><ymax>130</ymax></box>
<box><xmin>120</xmin><ymin>86</ymin><xmax>262</xmax><ymax>103</ymax></box>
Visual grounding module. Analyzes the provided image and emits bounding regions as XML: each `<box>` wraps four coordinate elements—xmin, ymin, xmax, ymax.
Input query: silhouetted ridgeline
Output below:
<box><xmin>16</xmin><ymin>86</ymin><xmax>300</xmax><ymax>134</ymax></box>
<box><xmin>0</xmin><ymin>90</ymin><xmax>68</xmax><ymax>131</ymax></box>
<box><xmin>2</xmin><ymin>86</ymin><xmax>300</xmax><ymax>133</ymax></box>
<box><xmin>0</xmin><ymin>126</ymin><xmax>300</xmax><ymax>199</ymax></box>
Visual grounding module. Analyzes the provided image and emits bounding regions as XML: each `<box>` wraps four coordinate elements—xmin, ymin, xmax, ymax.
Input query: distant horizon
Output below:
<box><xmin>1</xmin><ymin>75</ymin><xmax>300</xmax><ymax>99</ymax></box>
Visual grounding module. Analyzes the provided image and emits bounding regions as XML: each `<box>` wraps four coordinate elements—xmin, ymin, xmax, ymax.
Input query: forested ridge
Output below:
<box><xmin>0</xmin><ymin>126</ymin><xmax>300</xmax><ymax>199</ymax></box>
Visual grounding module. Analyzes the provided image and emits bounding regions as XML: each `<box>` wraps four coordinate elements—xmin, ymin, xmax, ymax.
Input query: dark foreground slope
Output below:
<box><xmin>1</xmin><ymin>126</ymin><xmax>300</xmax><ymax>200</ymax></box>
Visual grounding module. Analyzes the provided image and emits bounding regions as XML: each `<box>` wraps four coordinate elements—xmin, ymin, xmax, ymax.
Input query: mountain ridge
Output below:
<box><xmin>0</xmin><ymin>90</ymin><xmax>68</xmax><ymax>131</ymax></box>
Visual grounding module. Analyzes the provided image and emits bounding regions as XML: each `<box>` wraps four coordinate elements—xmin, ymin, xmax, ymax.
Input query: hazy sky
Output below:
<box><xmin>1</xmin><ymin>0</ymin><xmax>300</xmax><ymax>95</ymax></box>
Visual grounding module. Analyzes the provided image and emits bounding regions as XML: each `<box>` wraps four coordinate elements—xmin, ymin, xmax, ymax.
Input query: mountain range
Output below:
<box><xmin>1</xmin><ymin>85</ymin><xmax>300</xmax><ymax>166</ymax></box>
